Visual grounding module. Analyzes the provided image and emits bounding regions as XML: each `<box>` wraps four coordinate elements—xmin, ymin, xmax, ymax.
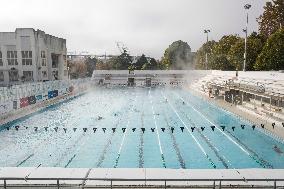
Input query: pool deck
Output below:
<box><xmin>189</xmin><ymin>87</ymin><xmax>284</xmax><ymax>141</ymax></box>
<box><xmin>0</xmin><ymin>167</ymin><xmax>284</xmax><ymax>188</ymax></box>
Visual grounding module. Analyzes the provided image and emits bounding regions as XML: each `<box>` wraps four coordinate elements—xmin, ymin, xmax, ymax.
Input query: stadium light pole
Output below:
<box><xmin>204</xmin><ymin>29</ymin><xmax>210</xmax><ymax>70</ymax></box>
<box><xmin>243</xmin><ymin>4</ymin><xmax>251</xmax><ymax>72</ymax></box>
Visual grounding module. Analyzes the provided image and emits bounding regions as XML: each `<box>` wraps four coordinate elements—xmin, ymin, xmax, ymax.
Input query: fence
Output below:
<box><xmin>1</xmin><ymin>177</ymin><xmax>284</xmax><ymax>189</ymax></box>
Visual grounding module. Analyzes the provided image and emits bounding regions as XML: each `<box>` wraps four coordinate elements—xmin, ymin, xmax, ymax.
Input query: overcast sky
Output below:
<box><xmin>0</xmin><ymin>0</ymin><xmax>267</xmax><ymax>59</ymax></box>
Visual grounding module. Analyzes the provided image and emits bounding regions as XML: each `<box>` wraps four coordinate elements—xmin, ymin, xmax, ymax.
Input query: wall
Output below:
<box><xmin>0</xmin><ymin>79</ymin><xmax>92</xmax><ymax>120</ymax></box>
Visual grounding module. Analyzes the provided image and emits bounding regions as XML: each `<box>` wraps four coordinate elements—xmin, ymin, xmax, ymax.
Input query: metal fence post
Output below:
<box><xmin>164</xmin><ymin>180</ymin><xmax>167</xmax><ymax>189</ymax></box>
<box><xmin>110</xmin><ymin>180</ymin><xmax>112</xmax><ymax>189</ymax></box>
<box><xmin>4</xmin><ymin>179</ymin><xmax>7</xmax><ymax>189</ymax></box>
<box><xmin>219</xmin><ymin>181</ymin><xmax>222</xmax><ymax>189</ymax></box>
<box><xmin>57</xmin><ymin>179</ymin><xmax>60</xmax><ymax>189</ymax></box>
<box><xmin>213</xmin><ymin>180</ymin><xmax>215</xmax><ymax>189</ymax></box>
<box><xmin>274</xmin><ymin>180</ymin><xmax>276</xmax><ymax>189</ymax></box>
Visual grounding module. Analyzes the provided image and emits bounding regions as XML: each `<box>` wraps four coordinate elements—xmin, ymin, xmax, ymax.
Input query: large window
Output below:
<box><xmin>0</xmin><ymin>71</ymin><xmax>4</xmax><ymax>81</ymax></box>
<box><xmin>0</xmin><ymin>51</ymin><xmax>3</xmax><ymax>66</ymax></box>
<box><xmin>41</xmin><ymin>51</ymin><xmax>46</xmax><ymax>66</ymax></box>
<box><xmin>51</xmin><ymin>54</ymin><xmax>58</xmax><ymax>68</ymax></box>
<box><xmin>21</xmin><ymin>51</ymin><xmax>32</xmax><ymax>66</ymax></box>
<box><xmin>9</xmin><ymin>69</ymin><xmax>19</xmax><ymax>81</ymax></box>
<box><xmin>7</xmin><ymin>51</ymin><xmax>18</xmax><ymax>66</ymax></box>
<box><xmin>23</xmin><ymin>71</ymin><xmax>33</xmax><ymax>81</ymax></box>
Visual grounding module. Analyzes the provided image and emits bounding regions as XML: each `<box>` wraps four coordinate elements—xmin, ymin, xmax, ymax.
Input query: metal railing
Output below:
<box><xmin>1</xmin><ymin>177</ymin><xmax>284</xmax><ymax>189</ymax></box>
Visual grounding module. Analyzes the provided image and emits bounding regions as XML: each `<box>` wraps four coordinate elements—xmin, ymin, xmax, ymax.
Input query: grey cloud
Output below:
<box><xmin>0</xmin><ymin>0</ymin><xmax>266</xmax><ymax>59</ymax></box>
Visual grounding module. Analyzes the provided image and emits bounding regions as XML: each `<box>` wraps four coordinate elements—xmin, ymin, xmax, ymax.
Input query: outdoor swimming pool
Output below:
<box><xmin>0</xmin><ymin>87</ymin><xmax>284</xmax><ymax>169</ymax></box>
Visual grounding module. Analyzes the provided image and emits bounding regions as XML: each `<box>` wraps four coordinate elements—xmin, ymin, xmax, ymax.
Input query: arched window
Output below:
<box><xmin>9</xmin><ymin>68</ymin><xmax>19</xmax><ymax>81</ymax></box>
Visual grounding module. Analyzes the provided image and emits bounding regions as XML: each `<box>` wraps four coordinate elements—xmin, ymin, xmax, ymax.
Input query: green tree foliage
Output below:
<box><xmin>142</xmin><ymin>58</ymin><xmax>158</xmax><ymax>70</ymax></box>
<box><xmin>116</xmin><ymin>49</ymin><xmax>132</xmax><ymax>70</ymax></box>
<box><xmin>97</xmin><ymin>49</ymin><xmax>132</xmax><ymax>70</ymax></box>
<box><xmin>135</xmin><ymin>54</ymin><xmax>148</xmax><ymax>70</ymax></box>
<box><xmin>212</xmin><ymin>35</ymin><xmax>240</xmax><ymax>55</ymax></box>
<box><xmin>195</xmin><ymin>40</ymin><xmax>217</xmax><ymax>69</ymax></box>
<box><xmin>195</xmin><ymin>35</ymin><xmax>240</xmax><ymax>70</ymax></box>
<box><xmin>160</xmin><ymin>55</ymin><xmax>170</xmax><ymax>70</ymax></box>
<box><xmin>96</xmin><ymin>57</ymin><xmax>117</xmax><ymax>70</ymax></box>
<box><xmin>193</xmin><ymin>1</ymin><xmax>284</xmax><ymax>71</ymax></box>
<box><xmin>85</xmin><ymin>57</ymin><xmax>97</xmax><ymax>77</ymax></box>
<box><xmin>257</xmin><ymin>0</ymin><xmax>284</xmax><ymax>38</ymax></box>
<box><xmin>228</xmin><ymin>33</ymin><xmax>265</xmax><ymax>71</ymax></box>
<box><xmin>161</xmin><ymin>40</ymin><xmax>193</xmax><ymax>69</ymax></box>
<box><xmin>209</xmin><ymin>55</ymin><xmax>233</xmax><ymax>70</ymax></box>
<box><xmin>255</xmin><ymin>28</ymin><xmax>284</xmax><ymax>70</ymax></box>
<box><xmin>128</xmin><ymin>64</ymin><xmax>136</xmax><ymax>71</ymax></box>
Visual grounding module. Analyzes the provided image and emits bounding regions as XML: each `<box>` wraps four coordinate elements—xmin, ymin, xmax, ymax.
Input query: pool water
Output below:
<box><xmin>0</xmin><ymin>87</ymin><xmax>284</xmax><ymax>169</ymax></box>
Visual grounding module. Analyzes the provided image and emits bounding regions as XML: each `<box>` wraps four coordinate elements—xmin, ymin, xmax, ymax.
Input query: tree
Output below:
<box><xmin>85</xmin><ymin>57</ymin><xmax>97</xmax><ymax>77</ymax></box>
<box><xmin>95</xmin><ymin>59</ymin><xmax>111</xmax><ymax>70</ymax></box>
<box><xmin>195</xmin><ymin>35</ymin><xmax>240</xmax><ymax>70</ymax></box>
<box><xmin>142</xmin><ymin>58</ymin><xmax>158</xmax><ymax>70</ymax></box>
<box><xmin>160</xmin><ymin>55</ymin><xmax>170</xmax><ymax>70</ymax></box>
<box><xmin>117</xmin><ymin>49</ymin><xmax>132</xmax><ymax>70</ymax></box>
<box><xmin>155</xmin><ymin>59</ymin><xmax>165</xmax><ymax>70</ymax></box>
<box><xmin>228</xmin><ymin>33</ymin><xmax>264</xmax><ymax>71</ymax></box>
<box><xmin>255</xmin><ymin>28</ymin><xmax>284</xmax><ymax>70</ymax></box>
<box><xmin>107</xmin><ymin>56</ymin><xmax>121</xmax><ymax>70</ymax></box>
<box><xmin>101</xmin><ymin>49</ymin><xmax>132</xmax><ymax>70</ymax></box>
<box><xmin>135</xmin><ymin>54</ymin><xmax>148</xmax><ymax>70</ymax></box>
<box><xmin>257</xmin><ymin>0</ymin><xmax>284</xmax><ymax>38</ymax></box>
<box><xmin>195</xmin><ymin>40</ymin><xmax>217</xmax><ymax>69</ymax></box>
<box><xmin>69</xmin><ymin>61</ymin><xmax>87</xmax><ymax>79</ymax></box>
<box><xmin>161</xmin><ymin>40</ymin><xmax>193</xmax><ymax>69</ymax></box>
<box><xmin>212</xmin><ymin>35</ymin><xmax>240</xmax><ymax>55</ymax></box>
<box><xmin>209</xmin><ymin>55</ymin><xmax>234</xmax><ymax>70</ymax></box>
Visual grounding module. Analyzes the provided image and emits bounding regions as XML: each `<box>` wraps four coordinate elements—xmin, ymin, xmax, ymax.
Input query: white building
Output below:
<box><xmin>0</xmin><ymin>28</ymin><xmax>68</xmax><ymax>86</ymax></box>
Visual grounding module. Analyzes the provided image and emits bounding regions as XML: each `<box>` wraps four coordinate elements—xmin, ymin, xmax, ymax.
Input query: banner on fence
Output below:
<box><xmin>20</xmin><ymin>97</ymin><xmax>29</xmax><ymax>108</ymax></box>
<box><xmin>48</xmin><ymin>91</ymin><xmax>54</xmax><ymax>99</ymax></box>
<box><xmin>36</xmin><ymin>95</ymin><xmax>43</xmax><ymax>101</ymax></box>
<box><xmin>28</xmin><ymin>95</ymin><xmax>36</xmax><ymax>105</ymax></box>
<box><xmin>53</xmin><ymin>90</ymin><xmax>58</xmax><ymax>97</ymax></box>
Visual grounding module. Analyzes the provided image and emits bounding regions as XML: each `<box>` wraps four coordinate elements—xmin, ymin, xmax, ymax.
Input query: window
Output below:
<box><xmin>0</xmin><ymin>71</ymin><xmax>4</xmax><ymax>81</ymax></box>
<box><xmin>41</xmin><ymin>59</ymin><xmax>46</xmax><ymax>66</ymax></box>
<box><xmin>51</xmin><ymin>54</ymin><xmax>58</xmax><ymax>68</ymax></box>
<box><xmin>7</xmin><ymin>51</ymin><xmax>18</xmax><ymax>66</ymax></box>
<box><xmin>41</xmin><ymin>51</ymin><xmax>46</xmax><ymax>58</ymax></box>
<box><xmin>21</xmin><ymin>51</ymin><xmax>32</xmax><ymax>66</ymax></box>
<box><xmin>41</xmin><ymin>51</ymin><xmax>47</xmax><ymax>66</ymax></box>
<box><xmin>23</xmin><ymin>71</ymin><xmax>33</xmax><ymax>81</ymax></box>
<box><xmin>9</xmin><ymin>69</ymin><xmax>19</xmax><ymax>81</ymax></box>
<box><xmin>42</xmin><ymin>71</ymin><xmax>47</xmax><ymax>78</ymax></box>
<box><xmin>0</xmin><ymin>51</ymin><xmax>3</xmax><ymax>66</ymax></box>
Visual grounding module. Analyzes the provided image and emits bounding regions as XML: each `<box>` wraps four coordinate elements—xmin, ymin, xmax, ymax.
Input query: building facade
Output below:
<box><xmin>0</xmin><ymin>28</ymin><xmax>68</xmax><ymax>86</ymax></box>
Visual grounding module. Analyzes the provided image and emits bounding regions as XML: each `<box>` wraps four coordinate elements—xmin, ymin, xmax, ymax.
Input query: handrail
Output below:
<box><xmin>1</xmin><ymin>177</ymin><xmax>283</xmax><ymax>189</ymax></box>
<box><xmin>1</xmin><ymin>177</ymin><xmax>284</xmax><ymax>181</ymax></box>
